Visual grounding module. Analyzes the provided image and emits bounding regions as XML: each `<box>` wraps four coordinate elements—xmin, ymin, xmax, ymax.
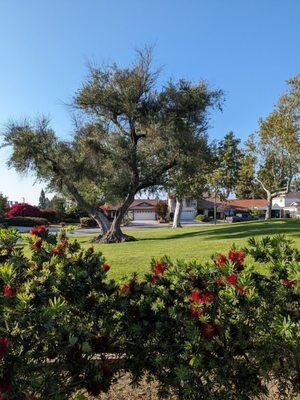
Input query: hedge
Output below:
<box><xmin>0</xmin><ymin>216</ymin><xmax>49</xmax><ymax>227</ymax></box>
<box><xmin>0</xmin><ymin>228</ymin><xmax>299</xmax><ymax>399</ymax></box>
<box><xmin>80</xmin><ymin>217</ymin><xmax>98</xmax><ymax>227</ymax></box>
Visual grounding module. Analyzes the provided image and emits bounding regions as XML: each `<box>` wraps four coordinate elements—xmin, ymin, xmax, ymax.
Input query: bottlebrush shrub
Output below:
<box><xmin>118</xmin><ymin>236</ymin><xmax>299</xmax><ymax>400</ymax></box>
<box><xmin>0</xmin><ymin>227</ymin><xmax>119</xmax><ymax>399</ymax></box>
<box><xmin>6</xmin><ymin>203</ymin><xmax>41</xmax><ymax>218</ymax></box>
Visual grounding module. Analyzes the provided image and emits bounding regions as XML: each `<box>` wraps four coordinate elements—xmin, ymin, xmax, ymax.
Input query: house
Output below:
<box><xmin>197</xmin><ymin>192</ymin><xmax>300</xmax><ymax>219</ymax></box>
<box><xmin>167</xmin><ymin>196</ymin><xmax>197</xmax><ymax>220</ymax></box>
<box><xmin>102</xmin><ymin>199</ymin><xmax>161</xmax><ymax>221</ymax></box>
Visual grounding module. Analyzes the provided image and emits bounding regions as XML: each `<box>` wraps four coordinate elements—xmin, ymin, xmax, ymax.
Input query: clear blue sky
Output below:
<box><xmin>0</xmin><ymin>0</ymin><xmax>299</xmax><ymax>204</ymax></box>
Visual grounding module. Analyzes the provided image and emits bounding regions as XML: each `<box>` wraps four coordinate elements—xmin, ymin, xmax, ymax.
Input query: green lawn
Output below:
<box><xmin>71</xmin><ymin>219</ymin><xmax>300</xmax><ymax>280</ymax></box>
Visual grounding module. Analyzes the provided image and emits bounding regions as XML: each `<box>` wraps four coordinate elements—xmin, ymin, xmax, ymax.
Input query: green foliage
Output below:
<box><xmin>0</xmin><ymin>216</ymin><xmax>49</xmax><ymax>227</ymax></box>
<box><xmin>0</xmin><ymin>227</ymin><xmax>299</xmax><ymax>399</ymax></box>
<box><xmin>195</xmin><ymin>214</ymin><xmax>209</xmax><ymax>222</ymax></box>
<box><xmin>155</xmin><ymin>200</ymin><xmax>168</xmax><ymax>220</ymax></box>
<box><xmin>0</xmin><ymin>227</ymin><xmax>118</xmax><ymax>399</ymax></box>
<box><xmin>0</xmin><ymin>193</ymin><xmax>8</xmax><ymax>218</ymax></box>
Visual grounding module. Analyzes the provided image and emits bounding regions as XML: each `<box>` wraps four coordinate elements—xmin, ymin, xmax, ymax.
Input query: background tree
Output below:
<box><xmin>38</xmin><ymin>189</ymin><xmax>50</xmax><ymax>209</ymax></box>
<box><xmin>235</xmin><ymin>136</ymin><xmax>265</xmax><ymax>199</ymax></box>
<box><xmin>254</xmin><ymin>110</ymin><xmax>299</xmax><ymax>219</ymax></box>
<box><xmin>217</xmin><ymin>131</ymin><xmax>242</xmax><ymax>198</ymax></box>
<box><xmin>164</xmin><ymin>134</ymin><xmax>211</xmax><ymax>228</ymax></box>
<box><xmin>155</xmin><ymin>200</ymin><xmax>168</xmax><ymax>221</ymax></box>
<box><xmin>0</xmin><ymin>193</ymin><xmax>8</xmax><ymax>218</ymax></box>
<box><xmin>49</xmin><ymin>195</ymin><xmax>66</xmax><ymax>221</ymax></box>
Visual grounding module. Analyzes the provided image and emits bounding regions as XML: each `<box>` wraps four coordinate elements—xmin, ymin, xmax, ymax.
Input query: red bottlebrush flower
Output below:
<box><xmin>37</xmin><ymin>225</ymin><xmax>46</xmax><ymax>234</ymax></box>
<box><xmin>190</xmin><ymin>289</ymin><xmax>201</xmax><ymax>303</ymax></box>
<box><xmin>236</xmin><ymin>250</ymin><xmax>245</xmax><ymax>263</ymax></box>
<box><xmin>226</xmin><ymin>274</ymin><xmax>238</xmax><ymax>285</ymax></box>
<box><xmin>216</xmin><ymin>276</ymin><xmax>223</xmax><ymax>286</ymax></box>
<box><xmin>102</xmin><ymin>263</ymin><xmax>110</xmax><ymax>271</ymax></box>
<box><xmin>120</xmin><ymin>283</ymin><xmax>131</xmax><ymax>294</ymax></box>
<box><xmin>216</xmin><ymin>253</ymin><xmax>227</xmax><ymax>267</ymax></box>
<box><xmin>236</xmin><ymin>285</ymin><xmax>248</xmax><ymax>295</ymax></box>
<box><xmin>100</xmin><ymin>364</ymin><xmax>113</xmax><ymax>377</ymax></box>
<box><xmin>154</xmin><ymin>262</ymin><xmax>166</xmax><ymax>276</ymax></box>
<box><xmin>201</xmin><ymin>292</ymin><xmax>213</xmax><ymax>303</ymax></box>
<box><xmin>201</xmin><ymin>323</ymin><xmax>218</xmax><ymax>339</ymax></box>
<box><xmin>3</xmin><ymin>284</ymin><xmax>17</xmax><ymax>297</ymax></box>
<box><xmin>0</xmin><ymin>338</ymin><xmax>10</xmax><ymax>359</ymax></box>
<box><xmin>51</xmin><ymin>247</ymin><xmax>62</xmax><ymax>255</ymax></box>
<box><xmin>283</xmin><ymin>279</ymin><xmax>295</xmax><ymax>288</ymax></box>
<box><xmin>59</xmin><ymin>239</ymin><xmax>68</xmax><ymax>249</ymax></box>
<box><xmin>32</xmin><ymin>238</ymin><xmax>43</xmax><ymax>250</ymax></box>
<box><xmin>29</xmin><ymin>226</ymin><xmax>39</xmax><ymax>236</ymax></box>
<box><xmin>190</xmin><ymin>304</ymin><xmax>204</xmax><ymax>319</ymax></box>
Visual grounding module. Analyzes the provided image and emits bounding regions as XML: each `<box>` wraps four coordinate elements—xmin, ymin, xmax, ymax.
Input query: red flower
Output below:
<box><xmin>59</xmin><ymin>239</ymin><xmax>68</xmax><ymax>249</ymax></box>
<box><xmin>236</xmin><ymin>250</ymin><xmax>245</xmax><ymax>263</ymax></box>
<box><xmin>216</xmin><ymin>254</ymin><xmax>227</xmax><ymax>267</ymax></box>
<box><xmin>120</xmin><ymin>283</ymin><xmax>130</xmax><ymax>294</ymax></box>
<box><xmin>29</xmin><ymin>227</ymin><xmax>39</xmax><ymax>236</ymax></box>
<box><xmin>32</xmin><ymin>238</ymin><xmax>43</xmax><ymax>250</ymax></box>
<box><xmin>283</xmin><ymin>279</ymin><xmax>295</xmax><ymax>288</ymax></box>
<box><xmin>226</xmin><ymin>274</ymin><xmax>238</xmax><ymax>285</ymax></box>
<box><xmin>190</xmin><ymin>289</ymin><xmax>201</xmax><ymax>303</ymax></box>
<box><xmin>102</xmin><ymin>263</ymin><xmax>110</xmax><ymax>271</ymax></box>
<box><xmin>201</xmin><ymin>292</ymin><xmax>213</xmax><ymax>303</ymax></box>
<box><xmin>229</xmin><ymin>249</ymin><xmax>245</xmax><ymax>264</ymax></box>
<box><xmin>0</xmin><ymin>338</ymin><xmax>10</xmax><ymax>359</ymax></box>
<box><xmin>154</xmin><ymin>262</ymin><xmax>166</xmax><ymax>276</ymax></box>
<box><xmin>37</xmin><ymin>225</ymin><xmax>46</xmax><ymax>234</ymax></box>
<box><xmin>3</xmin><ymin>285</ymin><xmax>17</xmax><ymax>297</ymax></box>
<box><xmin>216</xmin><ymin>277</ymin><xmax>223</xmax><ymax>286</ymax></box>
<box><xmin>190</xmin><ymin>304</ymin><xmax>204</xmax><ymax>319</ymax></box>
<box><xmin>51</xmin><ymin>247</ymin><xmax>62</xmax><ymax>255</ymax></box>
<box><xmin>236</xmin><ymin>285</ymin><xmax>248</xmax><ymax>295</ymax></box>
<box><xmin>201</xmin><ymin>323</ymin><xmax>218</xmax><ymax>339</ymax></box>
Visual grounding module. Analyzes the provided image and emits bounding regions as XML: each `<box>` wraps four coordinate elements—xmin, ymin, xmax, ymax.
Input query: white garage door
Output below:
<box><xmin>134</xmin><ymin>210</ymin><xmax>156</xmax><ymax>220</ymax></box>
<box><xmin>181</xmin><ymin>210</ymin><xmax>196</xmax><ymax>220</ymax></box>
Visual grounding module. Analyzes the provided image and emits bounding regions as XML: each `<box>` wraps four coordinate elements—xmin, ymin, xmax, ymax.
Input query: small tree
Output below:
<box><xmin>38</xmin><ymin>189</ymin><xmax>50</xmax><ymax>209</ymax></box>
<box><xmin>155</xmin><ymin>200</ymin><xmax>168</xmax><ymax>221</ymax></box>
<box><xmin>0</xmin><ymin>193</ymin><xmax>8</xmax><ymax>218</ymax></box>
<box><xmin>50</xmin><ymin>196</ymin><xmax>66</xmax><ymax>221</ymax></box>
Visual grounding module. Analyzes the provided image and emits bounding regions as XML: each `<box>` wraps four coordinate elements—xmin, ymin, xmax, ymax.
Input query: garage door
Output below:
<box><xmin>134</xmin><ymin>210</ymin><xmax>156</xmax><ymax>220</ymax></box>
<box><xmin>181</xmin><ymin>210</ymin><xmax>196</xmax><ymax>220</ymax></box>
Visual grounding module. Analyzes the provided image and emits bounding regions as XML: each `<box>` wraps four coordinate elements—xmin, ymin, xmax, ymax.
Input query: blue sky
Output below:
<box><xmin>0</xmin><ymin>0</ymin><xmax>299</xmax><ymax>204</ymax></box>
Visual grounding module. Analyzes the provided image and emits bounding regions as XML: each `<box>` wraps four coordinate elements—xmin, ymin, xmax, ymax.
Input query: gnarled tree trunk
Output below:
<box><xmin>99</xmin><ymin>193</ymin><xmax>136</xmax><ymax>243</ymax></box>
<box><xmin>265</xmin><ymin>193</ymin><xmax>273</xmax><ymax>220</ymax></box>
<box><xmin>172</xmin><ymin>197</ymin><xmax>183</xmax><ymax>228</ymax></box>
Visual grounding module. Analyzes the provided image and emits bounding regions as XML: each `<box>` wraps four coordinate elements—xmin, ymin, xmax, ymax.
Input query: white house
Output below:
<box><xmin>167</xmin><ymin>196</ymin><xmax>197</xmax><ymax>220</ymax></box>
<box><xmin>272</xmin><ymin>192</ymin><xmax>300</xmax><ymax>218</ymax></box>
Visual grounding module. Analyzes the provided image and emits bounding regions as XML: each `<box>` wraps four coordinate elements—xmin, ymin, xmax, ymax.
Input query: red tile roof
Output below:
<box><xmin>224</xmin><ymin>199</ymin><xmax>267</xmax><ymax>210</ymax></box>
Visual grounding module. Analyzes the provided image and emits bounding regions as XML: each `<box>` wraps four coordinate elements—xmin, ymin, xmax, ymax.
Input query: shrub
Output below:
<box><xmin>6</xmin><ymin>203</ymin><xmax>41</xmax><ymax>218</ymax></box>
<box><xmin>0</xmin><ymin>230</ymin><xmax>298</xmax><ymax>399</ymax></box>
<box><xmin>195</xmin><ymin>214</ymin><xmax>209</xmax><ymax>222</ymax></box>
<box><xmin>80</xmin><ymin>217</ymin><xmax>98</xmax><ymax>228</ymax></box>
<box><xmin>118</xmin><ymin>236</ymin><xmax>299</xmax><ymax>399</ymax></box>
<box><xmin>0</xmin><ymin>217</ymin><xmax>49</xmax><ymax>227</ymax></box>
<box><xmin>39</xmin><ymin>208</ymin><xmax>57</xmax><ymax>222</ymax></box>
<box><xmin>0</xmin><ymin>227</ymin><xmax>119</xmax><ymax>399</ymax></box>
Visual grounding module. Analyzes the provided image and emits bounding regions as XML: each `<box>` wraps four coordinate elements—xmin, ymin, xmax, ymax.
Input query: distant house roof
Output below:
<box><xmin>102</xmin><ymin>199</ymin><xmax>164</xmax><ymax>211</ymax></box>
<box><xmin>225</xmin><ymin>199</ymin><xmax>267</xmax><ymax>210</ymax></box>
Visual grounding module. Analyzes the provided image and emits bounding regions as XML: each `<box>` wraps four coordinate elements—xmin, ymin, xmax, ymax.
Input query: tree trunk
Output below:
<box><xmin>91</xmin><ymin>210</ymin><xmax>111</xmax><ymax>233</ymax></box>
<box><xmin>265</xmin><ymin>194</ymin><xmax>272</xmax><ymax>220</ymax></box>
<box><xmin>213</xmin><ymin>192</ymin><xmax>217</xmax><ymax>225</ymax></box>
<box><xmin>172</xmin><ymin>197</ymin><xmax>183</xmax><ymax>228</ymax></box>
<box><xmin>99</xmin><ymin>193</ymin><xmax>136</xmax><ymax>243</ymax></box>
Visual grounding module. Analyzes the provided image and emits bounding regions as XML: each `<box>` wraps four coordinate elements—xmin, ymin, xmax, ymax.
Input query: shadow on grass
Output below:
<box><xmin>138</xmin><ymin>220</ymin><xmax>300</xmax><ymax>242</ymax></box>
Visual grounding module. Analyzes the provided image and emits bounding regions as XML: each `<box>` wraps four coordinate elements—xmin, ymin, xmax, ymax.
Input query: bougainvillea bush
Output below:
<box><xmin>0</xmin><ymin>228</ymin><xmax>299</xmax><ymax>400</ymax></box>
<box><xmin>0</xmin><ymin>227</ymin><xmax>120</xmax><ymax>399</ymax></box>
<box><xmin>118</xmin><ymin>235</ymin><xmax>299</xmax><ymax>400</ymax></box>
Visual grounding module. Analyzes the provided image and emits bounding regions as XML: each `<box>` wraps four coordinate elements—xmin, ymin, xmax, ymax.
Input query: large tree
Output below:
<box><xmin>3</xmin><ymin>49</ymin><xmax>222</xmax><ymax>242</ymax></box>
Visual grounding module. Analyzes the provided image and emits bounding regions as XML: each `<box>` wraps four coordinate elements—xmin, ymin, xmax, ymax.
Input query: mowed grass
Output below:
<box><xmin>70</xmin><ymin>219</ymin><xmax>300</xmax><ymax>280</ymax></box>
